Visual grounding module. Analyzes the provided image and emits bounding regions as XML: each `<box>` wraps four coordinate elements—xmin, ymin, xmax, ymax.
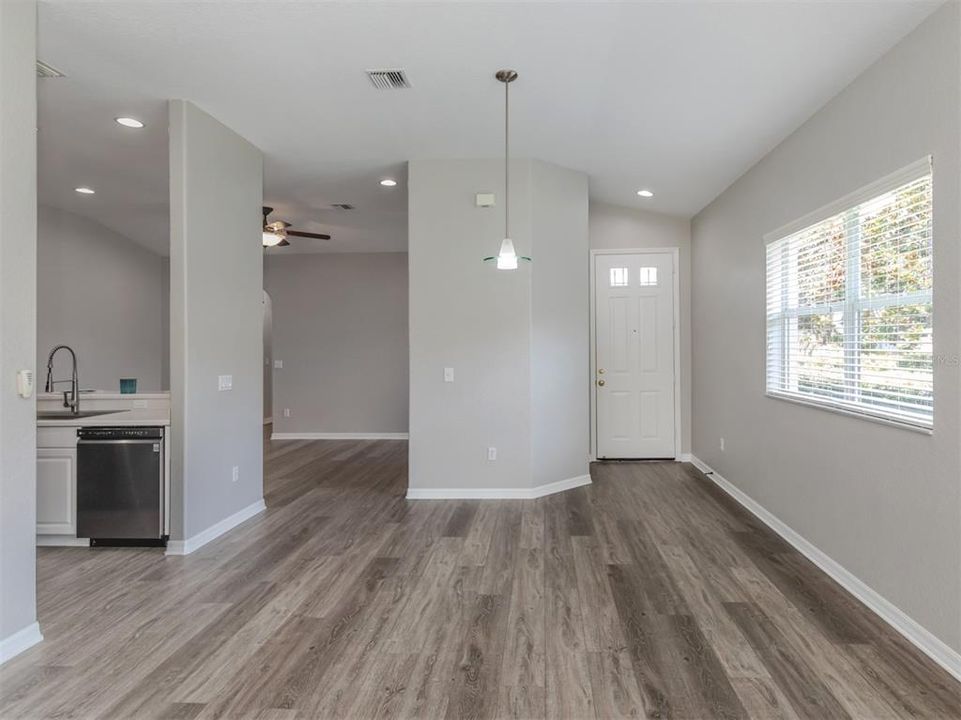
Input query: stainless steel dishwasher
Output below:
<box><xmin>77</xmin><ymin>427</ymin><xmax>166</xmax><ymax>546</ymax></box>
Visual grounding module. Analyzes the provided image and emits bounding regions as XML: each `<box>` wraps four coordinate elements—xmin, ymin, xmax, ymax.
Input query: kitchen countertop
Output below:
<box><xmin>37</xmin><ymin>408</ymin><xmax>171</xmax><ymax>428</ymax></box>
<box><xmin>38</xmin><ymin>392</ymin><xmax>170</xmax><ymax>401</ymax></box>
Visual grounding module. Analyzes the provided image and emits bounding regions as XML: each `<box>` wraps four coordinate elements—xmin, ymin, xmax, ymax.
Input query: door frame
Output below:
<box><xmin>589</xmin><ymin>247</ymin><xmax>682</xmax><ymax>461</ymax></box>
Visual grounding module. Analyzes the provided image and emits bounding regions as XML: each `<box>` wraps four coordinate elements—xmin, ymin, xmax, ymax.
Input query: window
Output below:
<box><xmin>765</xmin><ymin>158</ymin><xmax>933</xmax><ymax>430</ymax></box>
<box><xmin>639</xmin><ymin>267</ymin><xmax>658</xmax><ymax>286</ymax></box>
<box><xmin>609</xmin><ymin>267</ymin><xmax>629</xmax><ymax>287</ymax></box>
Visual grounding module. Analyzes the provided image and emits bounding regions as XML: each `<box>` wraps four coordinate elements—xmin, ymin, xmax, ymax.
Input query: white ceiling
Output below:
<box><xmin>37</xmin><ymin>1</ymin><xmax>939</xmax><ymax>256</ymax></box>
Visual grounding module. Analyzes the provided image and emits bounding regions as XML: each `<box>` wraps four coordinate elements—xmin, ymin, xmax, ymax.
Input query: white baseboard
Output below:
<box><xmin>407</xmin><ymin>473</ymin><xmax>592</xmax><ymax>500</ymax></box>
<box><xmin>263</xmin><ymin>417</ymin><xmax>273</xmax><ymax>425</ymax></box>
<box><xmin>165</xmin><ymin>498</ymin><xmax>266</xmax><ymax>556</ymax></box>
<box><xmin>0</xmin><ymin>622</ymin><xmax>43</xmax><ymax>665</ymax></box>
<box><xmin>689</xmin><ymin>455</ymin><xmax>961</xmax><ymax>681</ymax></box>
<box><xmin>677</xmin><ymin>452</ymin><xmax>693</xmax><ymax>462</ymax></box>
<box><xmin>36</xmin><ymin>536</ymin><xmax>89</xmax><ymax>547</ymax></box>
<box><xmin>271</xmin><ymin>432</ymin><xmax>408</xmax><ymax>441</ymax></box>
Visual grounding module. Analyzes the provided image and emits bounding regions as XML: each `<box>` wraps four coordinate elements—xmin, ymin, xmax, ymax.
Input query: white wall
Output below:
<box><xmin>0</xmin><ymin>0</ymin><xmax>39</xmax><ymax>660</ymax></box>
<box><xmin>161</xmin><ymin>259</ymin><xmax>169</xmax><ymax>390</ymax></box>
<box><xmin>531</xmin><ymin>162</ymin><xmax>590</xmax><ymax>485</ymax></box>
<box><xmin>590</xmin><ymin>202</ymin><xmax>692</xmax><ymax>454</ymax></box>
<box><xmin>37</xmin><ymin>205</ymin><xmax>167</xmax><ymax>393</ymax></box>
<box><xmin>408</xmin><ymin>158</ymin><xmax>588</xmax><ymax>493</ymax></box>
<box><xmin>169</xmin><ymin>100</ymin><xmax>264</xmax><ymax>542</ymax></box>
<box><xmin>691</xmin><ymin>2</ymin><xmax>960</xmax><ymax>654</ymax></box>
<box><xmin>265</xmin><ymin>252</ymin><xmax>409</xmax><ymax>435</ymax></box>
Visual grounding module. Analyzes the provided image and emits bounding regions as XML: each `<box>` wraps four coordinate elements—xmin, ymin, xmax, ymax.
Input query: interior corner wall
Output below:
<box><xmin>409</xmin><ymin>159</ymin><xmax>533</xmax><ymax>491</ymax></box>
<box><xmin>169</xmin><ymin>100</ymin><xmax>264</xmax><ymax>541</ymax></box>
<box><xmin>531</xmin><ymin>161</ymin><xmax>590</xmax><ymax>485</ymax></box>
<box><xmin>37</xmin><ymin>205</ymin><xmax>166</xmax><ymax>393</ymax></box>
<box><xmin>589</xmin><ymin>202</ymin><xmax>692</xmax><ymax>454</ymax></box>
<box><xmin>408</xmin><ymin>158</ymin><xmax>589</xmax><ymax>493</ymax></box>
<box><xmin>690</xmin><ymin>2</ymin><xmax>961</xmax><ymax>654</ymax></box>
<box><xmin>0</xmin><ymin>0</ymin><xmax>39</xmax><ymax>656</ymax></box>
<box><xmin>264</xmin><ymin>252</ymin><xmax>409</xmax><ymax>435</ymax></box>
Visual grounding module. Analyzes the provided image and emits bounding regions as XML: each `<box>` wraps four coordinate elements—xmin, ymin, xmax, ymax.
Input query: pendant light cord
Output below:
<box><xmin>504</xmin><ymin>77</ymin><xmax>510</xmax><ymax>240</ymax></box>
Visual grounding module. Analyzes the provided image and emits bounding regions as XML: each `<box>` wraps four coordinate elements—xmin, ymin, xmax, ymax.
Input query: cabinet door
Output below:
<box><xmin>37</xmin><ymin>448</ymin><xmax>77</xmax><ymax>535</ymax></box>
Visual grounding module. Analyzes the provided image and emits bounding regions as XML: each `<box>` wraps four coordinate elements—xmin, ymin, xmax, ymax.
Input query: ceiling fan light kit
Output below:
<box><xmin>262</xmin><ymin>231</ymin><xmax>283</xmax><ymax>247</ymax></box>
<box><xmin>262</xmin><ymin>206</ymin><xmax>331</xmax><ymax>247</ymax></box>
<box><xmin>484</xmin><ymin>69</ymin><xmax>531</xmax><ymax>270</ymax></box>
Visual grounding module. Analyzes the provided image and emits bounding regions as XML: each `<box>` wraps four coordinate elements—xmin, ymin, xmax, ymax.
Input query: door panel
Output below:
<box><xmin>640</xmin><ymin>391</ymin><xmax>659</xmax><ymax>439</ymax></box>
<box><xmin>595</xmin><ymin>252</ymin><xmax>676</xmax><ymax>458</ymax></box>
<box><xmin>640</xmin><ymin>296</ymin><xmax>658</xmax><ymax>371</ymax></box>
<box><xmin>609</xmin><ymin>297</ymin><xmax>630</xmax><ymax>372</ymax></box>
<box><xmin>37</xmin><ymin>448</ymin><xmax>76</xmax><ymax>535</ymax></box>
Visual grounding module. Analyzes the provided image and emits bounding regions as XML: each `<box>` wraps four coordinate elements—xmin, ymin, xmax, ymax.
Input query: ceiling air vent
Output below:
<box><xmin>331</xmin><ymin>203</ymin><xmax>355</xmax><ymax>210</ymax></box>
<box><xmin>365</xmin><ymin>69</ymin><xmax>410</xmax><ymax>90</ymax></box>
<box><xmin>36</xmin><ymin>60</ymin><xmax>65</xmax><ymax>78</ymax></box>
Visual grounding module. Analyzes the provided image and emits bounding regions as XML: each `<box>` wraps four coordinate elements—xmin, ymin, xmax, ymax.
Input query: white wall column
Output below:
<box><xmin>168</xmin><ymin>100</ymin><xmax>264</xmax><ymax>549</ymax></box>
<box><xmin>0</xmin><ymin>0</ymin><xmax>41</xmax><ymax>663</ymax></box>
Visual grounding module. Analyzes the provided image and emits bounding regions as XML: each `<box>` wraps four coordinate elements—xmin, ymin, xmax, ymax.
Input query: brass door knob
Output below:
<box><xmin>597</xmin><ymin>379</ymin><xmax>606</xmax><ymax>386</ymax></box>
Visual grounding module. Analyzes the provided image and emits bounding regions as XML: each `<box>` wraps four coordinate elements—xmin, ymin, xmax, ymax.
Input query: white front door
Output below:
<box><xmin>595</xmin><ymin>252</ymin><xmax>676</xmax><ymax>458</ymax></box>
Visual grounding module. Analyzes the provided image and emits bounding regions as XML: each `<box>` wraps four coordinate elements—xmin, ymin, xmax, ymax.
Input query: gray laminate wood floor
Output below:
<box><xmin>1</xmin><ymin>434</ymin><xmax>958</xmax><ymax>719</ymax></box>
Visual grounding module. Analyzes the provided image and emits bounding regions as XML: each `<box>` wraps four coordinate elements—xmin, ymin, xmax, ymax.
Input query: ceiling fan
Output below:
<box><xmin>262</xmin><ymin>206</ymin><xmax>331</xmax><ymax>247</ymax></box>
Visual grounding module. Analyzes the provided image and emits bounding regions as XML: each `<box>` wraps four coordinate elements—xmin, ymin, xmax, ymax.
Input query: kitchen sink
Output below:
<box><xmin>37</xmin><ymin>410</ymin><xmax>128</xmax><ymax>420</ymax></box>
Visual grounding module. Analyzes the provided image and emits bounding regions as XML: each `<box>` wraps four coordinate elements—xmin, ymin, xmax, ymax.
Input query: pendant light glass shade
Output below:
<box><xmin>496</xmin><ymin>238</ymin><xmax>518</xmax><ymax>270</ymax></box>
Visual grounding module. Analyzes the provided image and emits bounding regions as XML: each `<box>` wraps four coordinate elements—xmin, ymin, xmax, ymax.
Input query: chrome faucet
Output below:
<box><xmin>45</xmin><ymin>345</ymin><xmax>79</xmax><ymax>415</ymax></box>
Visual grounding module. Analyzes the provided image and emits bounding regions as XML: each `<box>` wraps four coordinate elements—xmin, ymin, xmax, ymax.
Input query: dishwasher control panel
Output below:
<box><xmin>77</xmin><ymin>426</ymin><xmax>164</xmax><ymax>440</ymax></box>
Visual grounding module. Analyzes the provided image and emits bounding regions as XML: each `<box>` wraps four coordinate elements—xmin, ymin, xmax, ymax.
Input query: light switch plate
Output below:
<box><xmin>444</xmin><ymin>367</ymin><xmax>454</xmax><ymax>382</ymax></box>
<box><xmin>475</xmin><ymin>193</ymin><xmax>495</xmax><ymax>207</ymax></box>
<box><xmin>274</xmin><ymin>360</ymin><xmax>283</xmax><ymax>369</ymax></box>
<box><xmin>218</xmin><ymin>374</ymin><xmax>233</xmax><ymax>391</ymax></box>
<box><xmin>17</xmin><ymin>369</ymin><xmax>34</xmax><ymax>398</ymax></box>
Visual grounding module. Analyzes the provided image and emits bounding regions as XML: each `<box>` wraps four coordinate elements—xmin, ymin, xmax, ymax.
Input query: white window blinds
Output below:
<box><xmin>765</xmin><ymin>158</ymin><xmax>933</xmax><ymax>430</ymax></box>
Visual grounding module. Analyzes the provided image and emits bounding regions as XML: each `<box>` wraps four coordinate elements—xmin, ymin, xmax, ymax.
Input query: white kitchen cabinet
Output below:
<box><xmin>37</xmin><ymin>447</ymin><xmax>77</xmax><ymax>535</ymax></box>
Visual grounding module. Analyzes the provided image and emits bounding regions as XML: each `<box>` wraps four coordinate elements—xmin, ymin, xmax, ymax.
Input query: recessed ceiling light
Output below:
<box><xmin>636</xmin><ymin>189</ymin><xmax>654</xmax><ymax>198</ymax></box>
<box><xmin>74</xmin><ymin>187</ymin><xmax>95</xmax><ymax>194</ymax></box>
<box><xmin>380</xmin><ymin>178</ymin><xmax>397</xmax><ymax>187</ymax></box>
<box><xmin>115</xmin><ymin>117</ymin><xmax>144</xmax><ymax>128</ymax></box>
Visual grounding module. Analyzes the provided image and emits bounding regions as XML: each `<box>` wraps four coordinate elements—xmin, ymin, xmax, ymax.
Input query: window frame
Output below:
<box><xmin>763</xmin><ymin>156</ymin><xmax>934</xmax><ymax>434</ymax></box>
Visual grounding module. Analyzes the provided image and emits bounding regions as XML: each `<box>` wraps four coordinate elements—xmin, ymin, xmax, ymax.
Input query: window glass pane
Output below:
<box><xmin>859</xmin><ymin>303</ymin><xmax>933</xmax><ymax>415</ymax></box>
<box><xmin>859</xmin><ymin>177</ymin><xmax>933</xmax><ymax>298</ymax></box>
<box><xmin>609</xmin><ymin>267</ymin><xmax>628</xmax><ymax>287</ymax></box>
<box><xmin>639</xmin><ymin>267</ymin><xmax>658</xmax><ymax>286</ymax></box>
<box><xmin>794</xmin><ymin>219</ymin><xmax>845</xmax><ymax>307</ymax></box>
<box><xmin>793</xmin><ymin>312</ymin><xmax>845</xmax><ymax>401</ymax></box>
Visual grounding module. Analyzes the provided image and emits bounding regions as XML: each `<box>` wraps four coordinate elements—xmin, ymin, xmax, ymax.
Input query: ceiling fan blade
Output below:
<box><xmin>286</xmin><ymin>230</ymin><xmax>331</xmax><ymax>240</ymax></box>
<box><xmin>277</xmin><ymin>238</ymin><xmax>291</xmax><ymax>247</ymax></box>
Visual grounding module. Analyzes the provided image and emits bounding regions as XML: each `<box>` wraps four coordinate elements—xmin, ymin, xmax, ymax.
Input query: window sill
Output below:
<box><xmin>765</xmin><ymin>392</ymin><xmax>933</xmax><ymax>436</ymax></box>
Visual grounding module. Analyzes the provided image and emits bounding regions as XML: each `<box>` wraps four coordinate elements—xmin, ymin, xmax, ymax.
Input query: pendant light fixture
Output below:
<box><xmin>484</xmin><ymin>69</ymin><xmax>530</xmax><ymax>270</ymax></box>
